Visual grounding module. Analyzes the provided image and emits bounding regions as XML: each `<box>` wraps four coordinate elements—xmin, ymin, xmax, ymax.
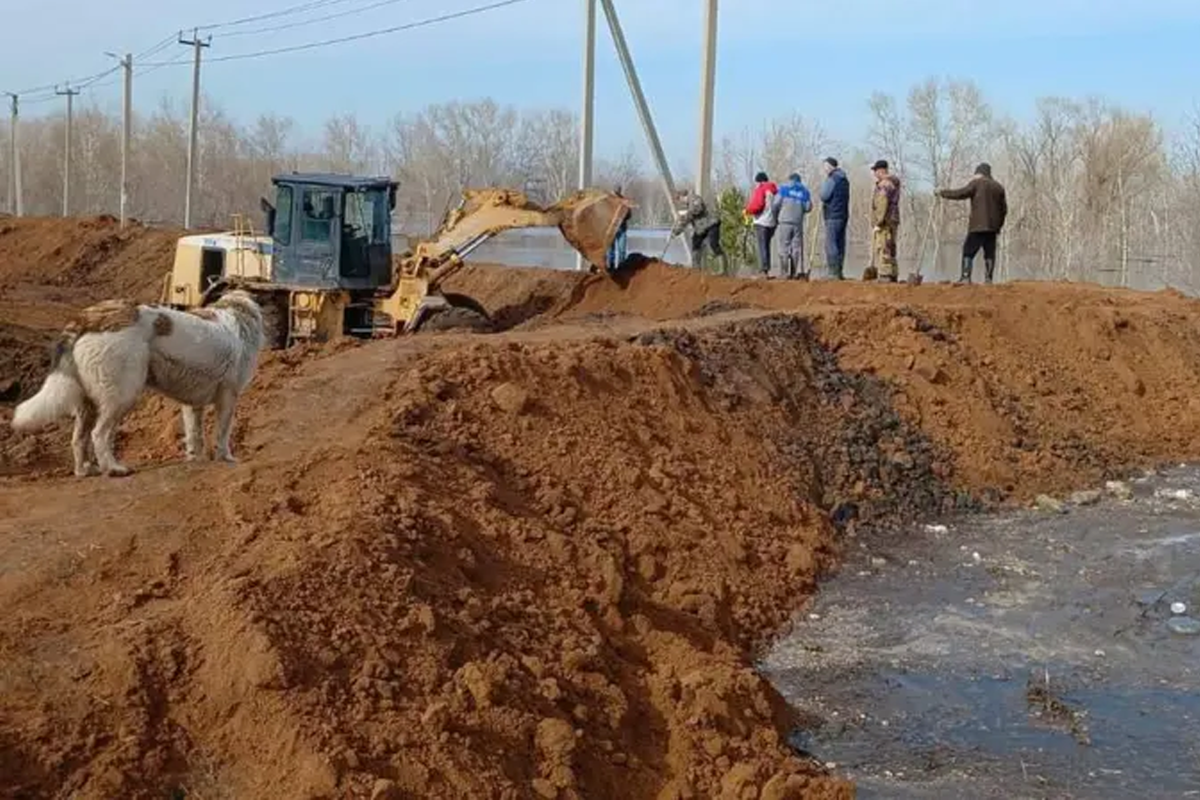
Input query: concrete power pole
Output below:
<box><xmin>56</xmin><ymin>85</ymin><xmax>80</xmax><ymax>217</ymax></box>
<box><xmin>107</xmin><ymin>52</ymin><xmax>133</xmax><ymax>228</ymax></box>
<box><xmin>597</xmin><ymin>0</ymin><xmax>690</xmax><ymax>262</ymax></box>
<box><xmin>179</xmin><ymin>29</ymin><xmax>210</xmax><ymax>229</ymax></box>
<box><xmin>696</xmin><ymin>0</ymin><xmax>718</xmax><ymax>203</ymax></box>
<box><xmin>4</xmin><ymin>92</ymin><xmax>20</xmax><ymax>216</ymax></box>
<box><xmin>576</xmin><ymin>0</ymin><xmax>597</xmax><ymax>271</ymax></box>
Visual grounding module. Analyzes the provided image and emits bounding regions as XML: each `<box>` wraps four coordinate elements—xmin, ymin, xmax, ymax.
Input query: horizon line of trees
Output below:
<box><xmin>3</xmin><ymin>77</ymin><xmax>1199</xmax><ymax>291</ymax></box>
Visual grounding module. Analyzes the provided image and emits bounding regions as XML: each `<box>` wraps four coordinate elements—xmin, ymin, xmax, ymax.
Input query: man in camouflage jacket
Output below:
<box><xmin>870</xmin><ymin>159</ymin><xmax>901</xmax><ymax>282</ymax></box>
<box><xmin>672</xmin><ymin>190</ymin><xmax>729</xmax><ymax>274</ymax></box>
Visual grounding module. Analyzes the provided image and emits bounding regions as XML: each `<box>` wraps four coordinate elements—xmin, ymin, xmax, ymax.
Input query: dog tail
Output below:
<box><xmin>11</xmin><ymin>337</ymin><xmax>85</xmax><ymax>432</ymax></box>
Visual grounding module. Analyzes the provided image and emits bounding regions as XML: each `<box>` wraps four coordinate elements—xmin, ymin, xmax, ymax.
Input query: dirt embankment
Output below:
<box><xmin>448</xmin><ymin>261</ymin><xmax>1200</xmax><ymax>500</ymax></box>
<box><xmin>5</xmin><ymin>221</ymin><xmax>1200</xmax><ymax>798</ymax></box>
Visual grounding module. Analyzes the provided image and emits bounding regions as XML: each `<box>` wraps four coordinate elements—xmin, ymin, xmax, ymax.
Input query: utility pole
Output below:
<box><xmin>4</xmin><ymin>92</ymin><xmax>20</xmax><ymax>217</ymax></box>
<box><xmin>696</xmin><ymin>0</ymin><xmax>718</xmax><ymax>203</ymax></box>
<box><xmin>576</xmin><ymin>0</ymin><xmax>597</xmax><ymax>271</ymax></box>
<box><xmin>107</xmin><ymin>52</ymin><xmax>133</xmax><ymax>228</ymax></box>
<box><xmin>56</xmin><ymin>84</ymin><xmax>80</xmax><ymax>217</ymax></box>
<box><xmin>597</xmin><ymin>0</ymin><xmax>690</xmax><ymax>262</ymax></box>
<box><xmin>179</xmin><ymin>29</ymin><xmax>210</xmax><ymax>229</ymax></box>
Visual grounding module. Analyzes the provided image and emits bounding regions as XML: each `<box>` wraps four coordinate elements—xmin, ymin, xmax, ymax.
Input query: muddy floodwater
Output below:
<box><xmin>764</xmin><ymin>467</ymin><xmax>1200</xmax><ymax>799</ymax></box>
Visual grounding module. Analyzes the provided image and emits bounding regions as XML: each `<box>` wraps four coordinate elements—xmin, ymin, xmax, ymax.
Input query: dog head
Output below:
<box><xmin>212</xmin><ymin>290</ymin><xmax>264</xmax><ymax>324</ymax></box>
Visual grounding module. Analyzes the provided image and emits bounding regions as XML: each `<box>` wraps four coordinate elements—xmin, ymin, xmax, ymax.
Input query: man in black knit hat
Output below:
<box><xmin>937</xmin><ymin>163</ymin><xmax>1008</xmax><ymax>284</ymax></box>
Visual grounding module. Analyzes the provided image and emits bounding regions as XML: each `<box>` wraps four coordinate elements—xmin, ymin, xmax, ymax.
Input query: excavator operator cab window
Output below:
<box><xmin>342</xmin><ymin>188</ymin><xmax>390</xmax><ymax>245</ymax></box>
<box><xmin>273</xmin><ymin>185</ymin><xmax>294</xmax><ymax>245</ymax></box>
<box><xmin>300</xmin><ymin>188</ymin><xmax>340</xmax><ymax>242</ymax></box>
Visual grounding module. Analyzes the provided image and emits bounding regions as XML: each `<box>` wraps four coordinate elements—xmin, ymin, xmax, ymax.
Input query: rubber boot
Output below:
<box><xmin>829</xmin><ymin>261</ymin><xmax>844</xmax><ymax>281</ymax></box>
<box><xmin>957</xmin><ymin>256</ymin><xmax>973</xmax><ymax>285</ymax></box>
<box><xmin>984</xmin><ymin>258</ymin><xmax>996</xmax><ymax>284</ymax></box>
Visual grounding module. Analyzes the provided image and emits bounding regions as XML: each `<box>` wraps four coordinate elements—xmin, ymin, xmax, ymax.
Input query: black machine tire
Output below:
<box><xmin>257</xmin><ymin>294</ymin><xmax>289</xmax><ymax>349</ymax></box>
<box><xmin>416</xmin><ymin>293</ymin><xmax>495</xmax><ymax>334</ymax></box>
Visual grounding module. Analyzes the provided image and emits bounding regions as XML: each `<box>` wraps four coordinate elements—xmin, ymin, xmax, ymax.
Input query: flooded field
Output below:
<box><xmin>764</xmin><ymin>467</ymin><xmax>1200</xmax><ymax>799</ymax></box>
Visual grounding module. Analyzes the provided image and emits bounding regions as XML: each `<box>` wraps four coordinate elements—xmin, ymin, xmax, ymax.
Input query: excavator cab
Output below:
<box><xmin>260</xmin><ymin>173</ymin><xmax>398</xmax><ymax>292</ymax></box>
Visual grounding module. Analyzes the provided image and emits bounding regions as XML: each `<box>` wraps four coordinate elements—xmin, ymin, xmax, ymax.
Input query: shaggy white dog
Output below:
<box><xmin>11</xmin><ymin>290</ymin><xmax>265</xmax><ymax>477</ymax></box>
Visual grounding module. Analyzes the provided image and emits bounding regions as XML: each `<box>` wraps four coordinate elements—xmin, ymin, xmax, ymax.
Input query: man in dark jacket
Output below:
<box><xmin>819</xmin><ymin>157</ymin><xmax>850</xmax><ymax>280</ymax></box>
<box><xmin>937</xmin><ymin>163</ymin><xmax>1008</xmax><ymax>284</ymax></box>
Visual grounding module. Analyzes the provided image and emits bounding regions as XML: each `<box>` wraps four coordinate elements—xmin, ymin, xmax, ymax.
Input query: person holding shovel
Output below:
<box><xmin>936</xmin><ymin>163</ymin><xmax>1008</xmax><ymax>284</ymax></box>
<box><xmin>819</xmin><ymin>157</ymin><xmax>851</xmax><ymax>280</ymax></box>
<box><xmin>870</xmin><ymin>159</ymin><xmax>902</xmax><ymax>283</ymax></box>
<box><xmin>671</xmin><ymin>189</ymin><xmax>729</xmax><ymax>274</ymax></box>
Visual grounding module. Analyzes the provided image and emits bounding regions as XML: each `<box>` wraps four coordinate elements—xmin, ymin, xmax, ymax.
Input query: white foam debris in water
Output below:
<box><xmin>1171</xmin><ymin>601</ymin><xmax>1188</xmax><ymax>615</ymax></box>
<box><xmin>925</xmin><ymin>524</ymin><xmax>949</xmax><ymax>534</ymax></box>
<box><xmin>1155</xmin><ymin>488</ymin><xmax>1194</xmax><ymax>501</ymax></box>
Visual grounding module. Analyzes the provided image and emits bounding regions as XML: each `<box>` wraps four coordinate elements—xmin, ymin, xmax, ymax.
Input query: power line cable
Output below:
<box><xmin>196</xmin><ymin>0</ymin><xmax>356</xmax><ymax>31</ymax></box>
<box><xmin>135</xmin><ymin>34</ymin><xmax>179</xmax><ymax>61</ymax></box>
<box><xmin>143</xmin><ymin>0</ymin><xmax>531</xmax><ymax>67</ymax></box>
<box><xmin>221</xmin><ymin>0</ymin><xmax>414</xmax><ymax>38</ymax></box>
<box><xmin>9</xmin><ymin>65</ymin><xmax>122</xmax><ymax>97</ymax></box>
<box><xmin>6</xmin><ymin>0</ymin><xmax>531</xmax><ymax>103</ymax></box>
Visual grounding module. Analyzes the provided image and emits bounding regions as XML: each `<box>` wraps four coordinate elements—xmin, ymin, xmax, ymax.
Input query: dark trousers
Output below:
<box><xmin>824</xmin><ymin>217</ymin><xmax>847</xmax><ymax>277</ymax></box>
<box><xmin>962</xmin><ymin>230</ymin><xmax>998</xmax><ymax>261</ymax></box>
<box><xmin>754</xmin><ymin>225</ymin><xmax>775</xmax><ymax>274</ymax></box>
<box><xmin>690</xmin><ymin>223</ymin><xmax>724</xmax><ymax>264</ymax></box>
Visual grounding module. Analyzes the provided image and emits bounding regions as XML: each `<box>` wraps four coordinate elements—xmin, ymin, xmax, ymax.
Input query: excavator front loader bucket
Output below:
<box><xmin>553</xmin><ymin>190</ymin><xmax>636</xmax><ymax>270</ymax></box>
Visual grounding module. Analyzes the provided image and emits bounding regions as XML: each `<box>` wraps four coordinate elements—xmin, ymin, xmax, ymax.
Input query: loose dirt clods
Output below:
<box><xmin>4</xmin><ymin>216</ymin><xmax>1200</xmax><ymax>797</ymax></box>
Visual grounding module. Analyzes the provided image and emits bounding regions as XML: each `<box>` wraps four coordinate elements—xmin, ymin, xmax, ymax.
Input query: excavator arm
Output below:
<box><xmin>379</xmin><ymin>188</ymin><xmax>634</xmax><ymax>333</ymax></box>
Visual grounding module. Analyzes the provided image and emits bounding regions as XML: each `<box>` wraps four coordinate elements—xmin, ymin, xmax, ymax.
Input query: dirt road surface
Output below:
<box><xmin>4</xmin><ymin>216</ymin><xmax>1200</xmax><ymax>798</ymax></box>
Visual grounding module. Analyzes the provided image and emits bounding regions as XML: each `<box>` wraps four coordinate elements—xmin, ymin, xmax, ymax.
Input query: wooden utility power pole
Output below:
<box><xmin>179</xmin><ymin>29</ymin><xmax>210</xmax><ymax>229</ymax></box>
<box><xmin>3</xmin><ymin>92</ymin><xmax>20</xmax><ymax>216</ymax></box>
<box><xmin>56</xmin><ymin>84</ymin><xmax>80</xmax><ymax>217</ymax></box>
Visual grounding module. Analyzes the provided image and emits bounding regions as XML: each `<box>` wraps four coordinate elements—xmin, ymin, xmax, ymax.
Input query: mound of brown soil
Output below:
<box><xmin>0</xmin><ymin>216</ymin><xmax>182</xmax><ymax>303</ymax></box>
<box><xmin>7</xmin><ymin>225</ymin><xmax>1200</xmax><ymax>799</ymax></box>
<box><xmin>1</xmin><ymin>319</ymin><xmax>881</xmax><ymax>799</ymax></box>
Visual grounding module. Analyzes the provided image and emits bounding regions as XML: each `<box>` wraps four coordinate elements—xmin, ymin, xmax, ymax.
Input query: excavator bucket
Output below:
<box><xmin>381</xmin><ymin>188</ymin><xmax>636</xmax><ymax>334</ymax></box>
<box><xmin>551</xmin><ymin>190</ymin><xmax>636</xmax><ymax>269</ymax></box>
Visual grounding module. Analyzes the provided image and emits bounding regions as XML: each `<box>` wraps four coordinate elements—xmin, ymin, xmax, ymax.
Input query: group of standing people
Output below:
<box><xmin>741</xmin><ymin>159</ymin><xmax>851</xmax><ymax>280</ymax></box>
<box><xmin>670</xmin><ymin>157</ymin><xmax>1007</xmax><ymax>284</ymax></box>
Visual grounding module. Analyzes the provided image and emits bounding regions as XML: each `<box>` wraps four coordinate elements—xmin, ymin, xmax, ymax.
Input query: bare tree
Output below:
<box><xmin>3</xmin><ymin>77</ymin><xmax>1197</xmax><ymax>289</ymax></box>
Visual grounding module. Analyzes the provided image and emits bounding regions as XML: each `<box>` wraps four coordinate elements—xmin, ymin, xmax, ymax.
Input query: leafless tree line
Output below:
<box><xmin>2</xmin><ymin>78</ymin><xmax>1198</xmax><ymax>290</ymax></box>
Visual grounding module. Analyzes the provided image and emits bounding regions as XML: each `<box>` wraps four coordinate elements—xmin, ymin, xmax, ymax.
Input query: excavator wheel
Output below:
<box><xmin>202</xmin><ymin>282</ymin><xmax>288</xmax><ymax>350</ymax></box>
<box><xmin>255</xmin><ymin>292</ymin><xmax>289</xmax><ymax>349</ymax></box>
<box><xmin>416</xmin><ymin>292</ymin><xmax>495</xmax><ymax>334</ymax></box>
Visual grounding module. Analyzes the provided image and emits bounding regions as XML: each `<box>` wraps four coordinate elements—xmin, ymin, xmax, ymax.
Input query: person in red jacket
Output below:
<box><xmin>744</xmin><ymin>171</ymin><xmax>779</xmax><ymax>276</ymax></box>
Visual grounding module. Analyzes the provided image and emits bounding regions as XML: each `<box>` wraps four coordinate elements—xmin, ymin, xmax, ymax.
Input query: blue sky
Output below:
<box><xmin>3</xmin><ymin>0</ymin><xmax>1199</xmax><ymax>164</ymax></box>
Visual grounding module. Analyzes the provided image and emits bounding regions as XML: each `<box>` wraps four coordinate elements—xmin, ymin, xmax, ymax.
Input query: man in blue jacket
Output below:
<box><xmin>773</xmin><ymin>172</ymin><xmax>813</xmax><ymax>280</ymax></box>
<box><xmin>819</xmin><ymin>157</ymin><xmax>851</xmax><ymax>280</ymax></box>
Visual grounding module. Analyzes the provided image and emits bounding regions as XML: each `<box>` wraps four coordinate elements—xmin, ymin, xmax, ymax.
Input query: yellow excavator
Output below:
<box><xmin>159</xmin><ymin>173</ymin><xmax>633</xmax><ymax>348</ymax></box>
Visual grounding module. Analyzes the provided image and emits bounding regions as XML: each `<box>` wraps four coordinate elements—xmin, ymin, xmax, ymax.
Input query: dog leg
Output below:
<box><xmin>182</xmin><ymin>405</ymin><xmax>205</xmax><ymax>461</ymax></box>
<box><xmin>213</xmin><ymin>388</ymin><xmax>238</xmax><ymax>464</ymax></box>
<box><xmin>72</xmin><ymin>402</ymin><xmax>100</xmax><ymax>477</ymax></box>
<box><xmin>91</xmin><ymin>401</ymin><xmax>134</xmax><ymax>477</ymax></box>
